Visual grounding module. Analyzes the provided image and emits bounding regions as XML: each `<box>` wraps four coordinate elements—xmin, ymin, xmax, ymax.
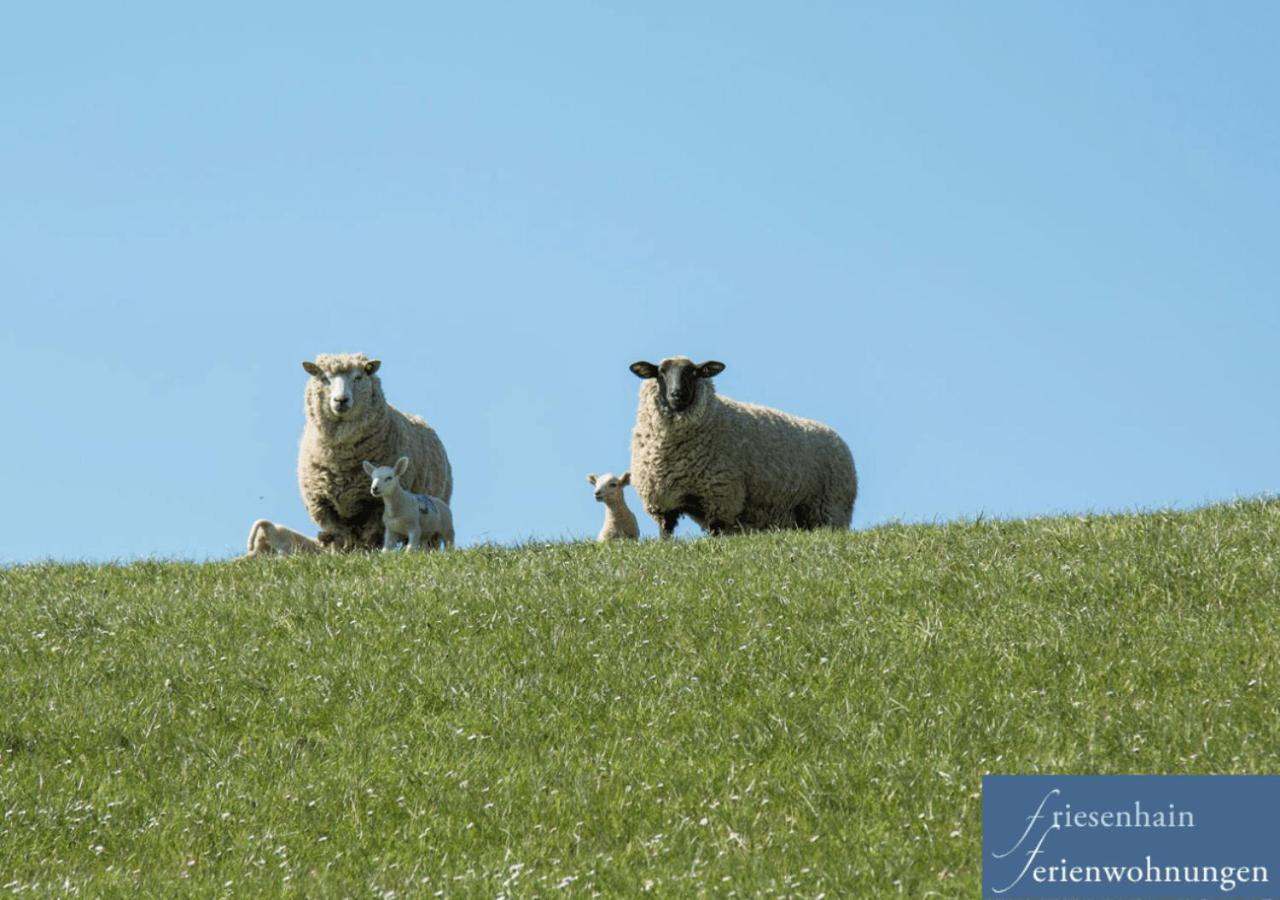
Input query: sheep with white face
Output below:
<box><xmin>587</xmin><ymin>471</ymin><xmax>639</xmax><ymax>542</ymax></box>
<box><xmin>363</xmin><ymin>457</ymin><xmax>454</xmax><ymax>552</ymax></box>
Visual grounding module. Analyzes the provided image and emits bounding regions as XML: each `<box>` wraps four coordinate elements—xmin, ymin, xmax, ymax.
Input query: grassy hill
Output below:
<box><xmin>2</xmin><ymin>500</ymin><xmax>1278</xmax><ymax>896</ymax></box>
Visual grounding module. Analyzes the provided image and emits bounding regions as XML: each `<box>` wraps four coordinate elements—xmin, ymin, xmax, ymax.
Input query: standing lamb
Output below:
<box><xmin>587</xmin><ymin>471</ymin><xmax>640</xmax><ymax>542</ymax></box>
<box><xmin>629</xmin><ymin>356</ymin><xmax>857</xmax><ymax>538</ymax></box>
<box><xmin>298</xmin><ymin>353</ymin><xmax>452</xmax><ymax>550</ymax></box>
<box><xmin>364</xmin><ymin>457</ymin><xmax>455</xmax><ymax>551</ymax></box>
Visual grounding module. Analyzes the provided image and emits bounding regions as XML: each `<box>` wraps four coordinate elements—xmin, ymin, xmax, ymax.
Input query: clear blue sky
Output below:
<box><xmin>2</xmin><ymin>3</ymin><xmax>1277</xmax><ymax>563</ymax></box>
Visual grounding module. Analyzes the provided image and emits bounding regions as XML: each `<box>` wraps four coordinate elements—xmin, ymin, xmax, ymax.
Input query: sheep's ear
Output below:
<box><xmin>620</xmin><ymin>471</ymin><xmax>631</xmax><ymax>485</ymax></box>
<box><xmin>364</xmin><ymin>359</ymin><xmax>381</xmax><ymax>375</ymax></box>
<box><xmin>696</xmin><ymin>361</ymin><xmax>725</xmax><ymax>378</ymax></box>
<box><xmin>630</xmin><ymin>361</ymin><xmax>659</xmax><ymax>379</ymax></box>
<box><xmin>303</xmin><ymin>361</ymin><xmax>323</xmax><ymax>377</ymax></box>
<box><xmin>362</xmin><ymin>460</ymin><xmax>375</xmax><ymax>475</ymax></box>
<box><xmin>394</xmin><ymin>456</ymin><xmax>410</xmax><ymax>476</ymax></box>
<box><xmin>587</xmin><ymin>474</ymin><xmax>597</xmax><ymax>485</ymax></box>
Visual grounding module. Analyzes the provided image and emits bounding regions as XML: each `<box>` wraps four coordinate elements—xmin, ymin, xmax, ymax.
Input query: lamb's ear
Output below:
<box><xmin>394</xmin><ymin>456</ymin><xmax>410</xmax><ymax>476</ymax></box>
<box><xmin>364</xmin><ymin>359</ymin><xmax>381</xmax><ymax>375</ymax></box>
<box><xmin>620</xmin><ymin>471</ymin><xmax>631</xmax><ymax>485</ymax></box>
<box><xmin>587</xmin><ymin>474</ymin><xmax>597</xmax><ymax>485</ymax></box>
<box><xmin>630</xmin><ymin>361</ymin><xmax>659</xmax><ymax>379</ymax></box>
<box><xmin>696</xmin><ymin>361</ymin><xmax>725</xmax><ymax>378</ymax></box>
<box><xmin>362</xmin><ymin>460</ymin><xmax>376</xmax><ymax>476</ymax></box>
<box><xmin>303</xmin><ymin>361</ymin><xmax>323</xmax><ymax>377</ymax></box>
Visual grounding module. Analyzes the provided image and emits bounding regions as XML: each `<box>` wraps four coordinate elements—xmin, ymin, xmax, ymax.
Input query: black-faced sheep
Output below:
<box><xmin>629</xmin><ymin>357</ymin><xmax>857</xmax><ymax>538</ymax></box>
<box><xmin>298</xmin><ymin>353</ymin><xmax>452</xmax><ymax>550</ymax></box>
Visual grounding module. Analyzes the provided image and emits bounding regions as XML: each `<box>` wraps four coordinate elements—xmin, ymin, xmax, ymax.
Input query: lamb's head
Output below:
<box><xmin>302</xmin><ymin>353</ymin><xmax>383</xmax><ymax>420</ymax></box>
<box><xmin>363</xmin><ymin>456</ymin><xmax>410</xmax><ymax>498</ymax></box>
<box><xmin>587</xmin><ymin>471</ymin><xmax>630</xmax><ymax>503</ymax></box>
<box><xmin>630</xmin><ymin>357</ymin><xmax>725</xmax><ymax>416</ymax></box>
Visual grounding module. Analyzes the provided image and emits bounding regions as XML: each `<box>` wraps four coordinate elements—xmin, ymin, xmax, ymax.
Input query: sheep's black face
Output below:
<box><xmin>630</xmin><ymin>358</ymin><xmax>726</xmax><ymax>414</ymax></box>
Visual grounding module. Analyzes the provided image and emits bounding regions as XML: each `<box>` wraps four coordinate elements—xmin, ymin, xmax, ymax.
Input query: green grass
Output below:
<box><xmin>2</xmin><ymin>500</ymin><xmax>1278</xmax><ymax>896</ymax></box>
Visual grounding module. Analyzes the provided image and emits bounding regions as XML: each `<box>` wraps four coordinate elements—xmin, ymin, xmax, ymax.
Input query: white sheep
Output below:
<box><xmin>587</xmin><ymin>471</ymin><xmax>640</xmax><ymax>542</ymax></box>
<box><xmin>245</xmin><ymin>520</ymin><xmax>323</xmax><ymax>557</ymax></box>
<box><xmin>298</xmin><ymin>353</ymin><xmax>452</xmax><ymax>550</ymax></box>
<box><xmin>363</xmin><ymin>457</ymin><xmax>455</xmax><ymax>551</ymax></box>
<box><xmin>629</xmin><ymin>357</ymin><xmax>857</xmax><ymax>538</ymax></box>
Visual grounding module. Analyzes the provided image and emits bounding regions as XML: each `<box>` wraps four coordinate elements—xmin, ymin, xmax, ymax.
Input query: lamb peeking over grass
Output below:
<box><xmin>364</xmin><ymin>457</ymin><xmax>455</xmax><ymax>552</ymax></box>
<box><xmin>587</xmin><ymin>471</ymin><xmax>639</xmax><ymax>542</ymax></box>
<box><xmin>245</xmin><ymin>520</ymin><xmax>323</xmax><ymax>557</ymax></box>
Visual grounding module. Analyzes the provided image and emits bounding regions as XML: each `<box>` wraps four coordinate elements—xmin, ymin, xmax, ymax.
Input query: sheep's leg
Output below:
<box><xmin>307</xmin><ymin>496</ymin><xmax>346</xmax><ymax>542</ymax></box>
<box><xmin>382</xmin><ymin>527</ymin><xmax>397</xmax><ymax>552</ymax></box>
<box><xmin>406</xmin><ymin>524</ymin><xmax>423</xmax><ymax>551</ymax></box>
<box><xmin>658</xmin><ymin>511</ymin><xmax>680</xmax><ymax>539</ymax></box>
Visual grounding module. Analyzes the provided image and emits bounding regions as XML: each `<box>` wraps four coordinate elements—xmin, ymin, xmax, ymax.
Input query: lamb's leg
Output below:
<box><xmin>382</xmin><ymin>527</ymin><xmax>396</xmax><ymax>553</ymax></box>
<box><xmin>406</xmin><ymin>524</ymin><xmax>423</xmax><ymax>551</ymax></box>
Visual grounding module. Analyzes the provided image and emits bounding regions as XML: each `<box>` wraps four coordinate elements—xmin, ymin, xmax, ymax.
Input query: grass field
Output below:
<box><xmin>2</xmin><ymin>500</ymin><xmax>1278</xmax><ymax>896</ymax></box>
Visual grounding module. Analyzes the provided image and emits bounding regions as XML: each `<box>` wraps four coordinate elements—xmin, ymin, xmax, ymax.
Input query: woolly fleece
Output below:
<box><xmin>298</xmin><ymin>353</ymin><xmax>452</xmax><ymax>550</ymax></box>
<box><xmin>629</xmin><ymin>357</ymin><xmax>856</xmax><ymax>536</ymax></box>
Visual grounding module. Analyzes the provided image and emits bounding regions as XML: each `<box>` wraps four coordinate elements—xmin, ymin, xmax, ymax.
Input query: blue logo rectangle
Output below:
<box><xmin>983</xmin><ymin>775</ymin><xmax>1280</xmax><ymax>898</ymax></box>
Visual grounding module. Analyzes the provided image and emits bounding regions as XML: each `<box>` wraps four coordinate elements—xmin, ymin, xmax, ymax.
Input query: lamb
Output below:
<box><xmin>245</xmin><ymin>520</ymin><xmax>323</xmax><ymax>557</ymax></box>
<box><xmin>587</xmin><ymin>471</ymin><xmax>640</xmax><ymax>541</ymax></box>
<box><xmin>364</xmin><ymin>457</ymin><xmax>455</xmax><ymax>551</ymax></box>
<box><xmin>298</xmin><ymin>353</ymin><xmax>452</xmax><ymax>550</ymax></box>
<box><xmin>628</xmin><ymin>357</ymin><xmax>857</xmax><ymax>538</ymax></box>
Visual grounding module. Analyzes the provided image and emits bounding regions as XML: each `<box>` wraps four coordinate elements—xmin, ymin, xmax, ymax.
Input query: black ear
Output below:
<box><xmin>630</xmin><ymin>361</ymin><xmax>659</xmax><ymax>379</ymax></box>
<box><xmin>302</xmin><ymin>361</ymin><xmax>323</xmax><ymax>377</ymax></box>
<box><xmin>364</xmin><ymin>359</ymin><xmax>381</xmax><ymax>375</ymax></box>
<box><xmin>696</xmin><ymin>361</ymin><xmax>725</xmax><ymax>378</ymax></box>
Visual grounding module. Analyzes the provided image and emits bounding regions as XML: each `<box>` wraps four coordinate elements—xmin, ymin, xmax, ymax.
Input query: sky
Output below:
<box><xmin>1</xmin><ymin>2</ymin><xmax>1277</xmax><ymax>563</ymax></box>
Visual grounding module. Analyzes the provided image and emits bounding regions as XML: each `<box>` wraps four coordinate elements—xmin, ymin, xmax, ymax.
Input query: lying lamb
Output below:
<box><xmin>245</xmin><ymin>520</ymin><xmax>323</xmax><ymax>557</ymax></box>
<box><xmin>364</xmin><ymin>457</ymin><xmax>455</xmax><ymax>551</ymax></box>
<box><xmin>587</xmin><ymin>471</ymin><xmax>639</xmax><ymax>541</ymax></box>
